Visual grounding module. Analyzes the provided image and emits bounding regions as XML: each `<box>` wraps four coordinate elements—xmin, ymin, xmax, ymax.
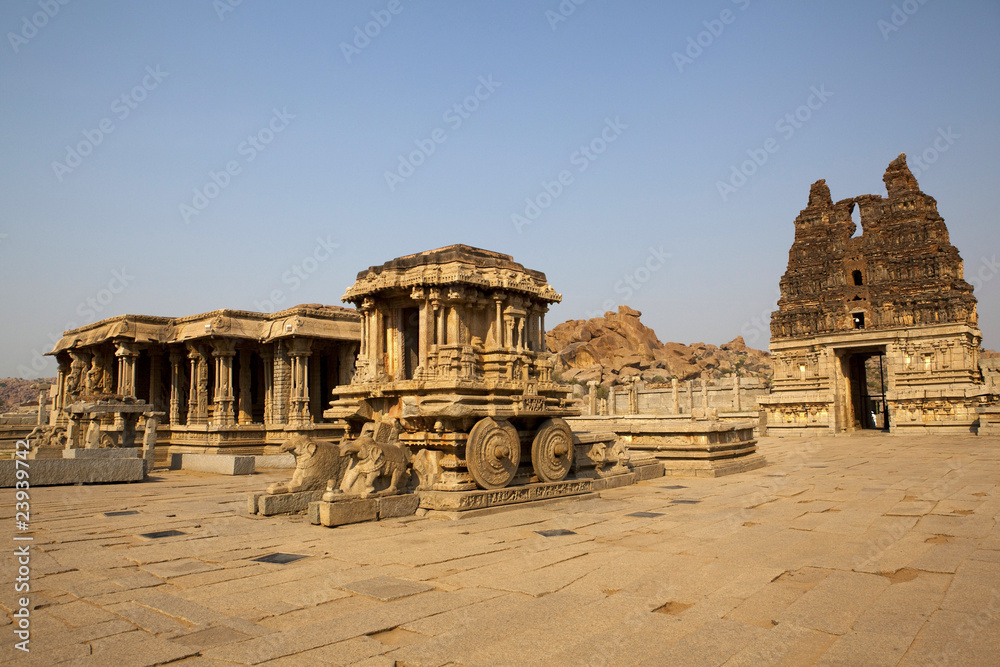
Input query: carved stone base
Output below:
<box><xmin>417</xmin><ymin>478</ymin><xmax>594</xmax><ymax>512</ymax></box>
<box><xmin>661</xmin><ymin>453</ymin><xmax>767</xmax><ymax>478</ymax></box>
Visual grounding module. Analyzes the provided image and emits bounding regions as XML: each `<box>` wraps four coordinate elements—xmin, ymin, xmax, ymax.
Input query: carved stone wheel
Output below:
<box><xmin>531</xmin><ymin>418</ymin><xmax>575</xmax><ymax>483</ymax></box>
<box><xmin>466</xmin><ymin>417</ymin><xmax>521</xmax><ymax>490</ymax></box>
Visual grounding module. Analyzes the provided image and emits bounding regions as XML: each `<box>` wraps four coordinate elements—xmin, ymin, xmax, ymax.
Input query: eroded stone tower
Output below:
<box><xmin>762</xmin><ymin>154</ymin><xmax>995</xmax><ymax>434</ymax></box>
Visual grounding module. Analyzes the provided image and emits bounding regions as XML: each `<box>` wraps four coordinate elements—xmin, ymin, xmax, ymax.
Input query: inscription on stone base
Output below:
<box><xmin>417</xmin><ymin>479</ymin><xmax>594</xmax><ymax>512</ymax></box>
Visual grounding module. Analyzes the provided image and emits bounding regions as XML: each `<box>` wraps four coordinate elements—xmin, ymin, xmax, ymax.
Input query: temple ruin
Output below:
<box><xmin>762</xmin><ymin>154</ymin><xmax>996</xmax><ymax>435</ymax></box>
<box><xmin>44</xmin><ymin>305</ymin><xmax>359</xmax><ymax>457</ymax></box>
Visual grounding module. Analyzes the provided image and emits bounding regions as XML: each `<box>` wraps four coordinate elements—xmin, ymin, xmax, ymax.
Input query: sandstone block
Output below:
<box><xmin>317</xmin><ymin>498</ymin><xmax>377</xmax><ymax>527</ymax></box>
<box><xmin>377</xmin><ymin>494</ymin><xmax>420</xmax><ymax>519</ymax></box>
<box><xmin>257</xmin><ymin>490</ymin><xmax>326</xmax><ymax>516</ymax></box>
<box><xmin>169</xmin><ymin>453</ymin><xmax>255</xmax><ymax>475</ymax></box>
<box><xmin>0</xmin><ymin>458</ymin><xmax>145</xmax><ymax>487</ymax></box>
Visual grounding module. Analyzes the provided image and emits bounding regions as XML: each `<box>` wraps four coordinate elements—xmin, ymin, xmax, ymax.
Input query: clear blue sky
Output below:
<box><xmin>2</xmin><ymin>0</ymin><xmax>998</xmax><ymax>378</ymax></box>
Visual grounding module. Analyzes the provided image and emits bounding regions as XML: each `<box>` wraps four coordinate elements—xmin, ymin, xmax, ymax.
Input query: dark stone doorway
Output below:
<box><xmin>847</xmin><ymin>350</ymin><xmax>889</xmax><ymax>431</ymax></box>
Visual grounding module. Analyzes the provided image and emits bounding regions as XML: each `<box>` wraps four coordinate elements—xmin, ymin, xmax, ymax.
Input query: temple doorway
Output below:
<box><xmin>845</xmin><ymin>349</ymin><xmax>890</xmax><ymax>431</ymax></box>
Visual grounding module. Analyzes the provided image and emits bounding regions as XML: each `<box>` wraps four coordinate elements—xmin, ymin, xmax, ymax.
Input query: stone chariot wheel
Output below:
<box><xmin>531</xmin><ymin>418</ymin><xmax>575</xmax><ymax>483</ymax></box>
<box><xmin>466</xmin><ymin>417</ymin><xmax>521</xmax><ymax>490</ymax></box>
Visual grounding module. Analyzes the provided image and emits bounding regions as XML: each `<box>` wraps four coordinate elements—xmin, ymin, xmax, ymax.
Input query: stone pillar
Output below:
<box><xmin>186</xmin><ymin>344</ymin><xmax>208</xmax><ymax>425</ymax></box>
<box><xmin>115</xmin><ymin>341</ymin><xmax>138</xmax><ymax>397</ymax></box>
<box><xmin>211</xmin><ymin>340</ymin><xmax>236</xmax><ymax>426</ymax></box>
<box><xmin>702</xmin><ymin>380</ymin><xmax>709</xmax><ymax>409</ymax></box>
<box><xmin>671</xmin><ymin>378</ymin><xmax>680</xmax><ymax>414</ymax></box>
<box><xmin>733</xmin><ymin>374</ymin><xmax>742</xmax><ymax>412</ymax></box>
<box><xmin>628</xmin><ymin>379</ymin><xmax>639</xmax><ymax>415</ymax></box>
<box><xmin>539</xmin><ymin>308</ymin><xmax>547</xmax><ymax>353</ymax></box>
<box><xmin>238</xmin><ymin>351</ymin><xmax>252</xmax><ymax>424</ymax></box>
<box><xmin>288</xmin><ymin>338</ymin><xmax>312</xmax><ymax>427</ymax></box>
<box><xmin>609</xmin><ymin>387</ymin><xmax>617</xmax><ymax>415</ymax></box>
<box><xmin>273</xmin><ymin>342</ymin><xmax>290</xmax><ymax>425</ymax></box>
<box><xmin>54</xmin><ymin>366</ymin><xmax>66</xmax><ymax>414</ymax></box>
<box><xmin>418</xmin><ymin>296</ymin><xmax>430</xmax><ymax>376</ymax></box>
<box><xmin>169</xmin><ymin>350</ymin><xmax>184</xmax><ymax>425</ymax></box>
<box><xmin>687</xmin><ymin>381</ymin><xmax>693</xmax><ymax>414</ymax></box>
<box><xmin>65</xmin><ymin>413</ymin><xmax>81</xmax><ymax>450</ymax></box>
<box><xmin>34</xmin><ymin>385</ymin><xmax>47</xmax><ymax>426</ymax></box>
<box><xmin>85</xmin><ymin>418</ymin><xmax>101</xmax><ymax>449</ymax></box>
<box><xmin>308</xmin><ymin>347</ymin><xmax>321</xmax><ymax>421</ymax></box>
<box><xmin>261</xmin><ymin>347</ymin><xmax>274</xmax><ymax>425</ymax></box>
<box><xmin>149</xmin><ymin>353</ymin><xmax>162</xmax><ymax>413</ymax></box>
<box><xmin>493</xmin><ymin>296</ymin><xmax>503</xmax><ymax>347</ymax></box>
<box><xmin>142</xmin><ymin>413</ymin><xmax>161</xmax><ymax>475</ymax></box>
<box><xmin>588</xmin><ymin>380</ymin><xmax>598</xmax><ymax>416</ymax></box>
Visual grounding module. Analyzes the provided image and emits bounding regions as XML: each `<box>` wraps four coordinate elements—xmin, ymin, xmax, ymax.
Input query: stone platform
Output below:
<box><xmin>568</xmin><ymin>415</ymin><xmax>766</xmax><ymax>477</ymax></box>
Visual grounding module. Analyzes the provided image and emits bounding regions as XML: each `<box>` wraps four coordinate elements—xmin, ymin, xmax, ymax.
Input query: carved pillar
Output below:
<box><xmin>493</xmin><ymin>296</ymin><xmax>503</xmax><ymax>348</ymax></box>
<box><xmin>288</xmin><ymin>338</ymin><xmax>312</xmax><ymax>426</ymax></box>
<box><xmin>687</xmin><ymin>381</ymin><xmax>694</xmax><ymax>413</ymax></box>
<box><xmin>168</xmin><ymin>350</ymin><xmax>184</xmax><ymax>425</ymax></box>
<box><xmin>238</xmin><ymin>351</ymin><xmax>252</xmax><ymax>424</ymax></box>
<box><xmin>273</xmin><ymin>342</ymin><xmax>290</xmax><ymax>424</ymax></box>
<box><xmin>261</xmin><ymin>347</ymin><xmax>274</xmax><ymax>425</ymax></box>
<box><xmin>115</xmin><ymin>341</ymin><xmax>138</xmax><ymax>397</ymax></box>
<box><xmin>588</xmin><ymin>381</ymin><xmax>598</xmax><ymax>416</ymax></box>
<box><xmin>65</xmin><ymin>413</ymin><xmax>81</xmax><ymax>450</ymax></box>
<box><xmin>671</xmin><ymin>378</ymin><xmax>680</xmax><ymax>414</ymax></box>
<box><xmin>417</xmin><ymin>292</ymin><xmax>429</xmax><ymax>376</ymax></box>
<box><xmin>608</xmin><ymin>387</ymin><xmax>617</xmax><ymax>415</ymax></box>
<box><xmin>702</xmin><ymin>380</ymin><xmax>709</xmax><ymax>409</ymax></box>
<box><xmin>733</xmin><ymin>374</ymin><xmax>742</xmax><ymax>412</ymax></box>
<box><xmin>308</xmin><ymin>346</ymin><xmax>321</xmax><ymax>421</ymax></box>
<box><xmin>212</xmin><ymin>339</ymin><xmax>236</xmax><ymax>426</ymax></box>
<box><xmin>186</xmin><ymin>343</ymin><xmax>208</xmax><ymax>425</ymax></box>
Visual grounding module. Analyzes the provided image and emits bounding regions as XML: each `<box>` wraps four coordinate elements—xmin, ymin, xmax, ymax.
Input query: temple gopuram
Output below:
<box><xmin>46</xmin><ymin>305</ymin><xmax>359</xmax><ymax>453</ymax></box>
<box><xmin>762</xmin><ymin>154</ymin><xmax>996</xmax><ymax>435</ymax></box>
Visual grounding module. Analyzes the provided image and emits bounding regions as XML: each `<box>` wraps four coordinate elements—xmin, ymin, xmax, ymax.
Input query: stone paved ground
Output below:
<box><xmin>2</xmin><ymin>435</ymin><xmax>1000</xmax><ymax>666</ymax></box>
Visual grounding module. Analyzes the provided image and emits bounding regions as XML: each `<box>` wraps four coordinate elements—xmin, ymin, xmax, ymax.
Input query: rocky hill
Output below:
<box><xmin>545</xmin><ymin>305</ymin><xmax>772</xmax><ymax>388</ymax></box>
<box><xmin>0</xmin><ymin>377</ymin><xmax>55</xmax><ymax>413</ymax></box>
